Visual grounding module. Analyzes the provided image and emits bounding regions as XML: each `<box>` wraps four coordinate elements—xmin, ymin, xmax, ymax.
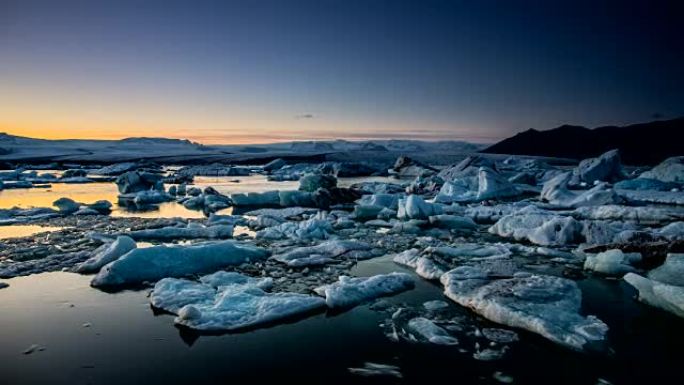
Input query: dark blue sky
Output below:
<box><xmin>1</xmin><ymin>0</ymin><xmax>682</xmax><ymax>143</ymax></box>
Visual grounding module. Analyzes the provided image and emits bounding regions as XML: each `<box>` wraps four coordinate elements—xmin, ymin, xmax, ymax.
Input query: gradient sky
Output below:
<box><xmin>1</xmin><ymin>0</ymin><xmax>682</xmax><ymax>144</ymax></box>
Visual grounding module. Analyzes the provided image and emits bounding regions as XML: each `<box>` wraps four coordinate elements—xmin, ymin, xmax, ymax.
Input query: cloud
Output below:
<box><xmin>294</xmin><ymin>114</ymin><xmax>315</xmax><ymax>119</ymax></box>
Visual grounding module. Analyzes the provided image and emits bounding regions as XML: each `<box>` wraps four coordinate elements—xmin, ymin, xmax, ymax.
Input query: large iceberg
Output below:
<box><xmin>91</xmin><ymin>241</ymin><xmax>268</xmax><ymax>287</ymax></box>
<box><xmin>314</xmin><ymin>273</ymin><xmax>414</xmax><ymax>308</ymax></box>
<box><xmin>441</xmin><ymin>269</ymin><xmax>608</xmax><ymax>351</ymax></box>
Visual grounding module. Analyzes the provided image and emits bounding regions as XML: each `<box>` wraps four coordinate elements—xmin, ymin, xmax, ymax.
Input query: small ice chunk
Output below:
<box><xmin>408</xmin><ymin>317</ymin><xmax>459</xmax><ymax>345</ymax></box>
<box><xmin>315</xmin><ymin>273</ymin><xmax>414</xmax><ymax>309</ymax></box>
<box><xmin>423</xmin><ymin>300</ymin><xmax>449</xmax><ymax>311</ymax></box>
<box><xmin>583</xmin><ymin>249</ymin><xmax>641</xmax><ymax>276</ymax></box>
<box><xmin>482</xmin><ymin>328</ymin><xmax>519</xmax><ymax>343</ymax></box>
<box><xmin>348</xmin><ymin>362</ymin><xmax>402</xmax><ymax>378</ymax></box>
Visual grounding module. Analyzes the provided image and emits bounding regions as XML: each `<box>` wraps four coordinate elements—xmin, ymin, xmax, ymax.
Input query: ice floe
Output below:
<box><xmin>441</xmin><ymin>270</ymin><xmax>608</xmax><ymax>351</ymax></box>
<box><xmin>583</xmin><ymin>249</ymin><xmax>641</xmax><ymax>276</ymax></box>
<box><xmin>75</xmin><ymin>235</ymin><xmax>137</xmax><ymax>274</ymax></box>
<box><xmin>91</xmin><ymin>241</ymin><xmax>268</xmax><ymax>287</ymax></box>
<box><xmin>271</xmin><ymin>240</ymin><xmax>372</xmax><ymax>267</ymax></box>
<box><xmin>624</xmin><ymin>273</ymin><xmax>684</xmax><ymax>318</ymax></box>
<box><xmin>407</xmin><ymin>317</ymin><xmax>459</xmax><ymax>345</ymax></box>
<box><xmin>314</xmin><ymin>273</ymin><xmax>414</xmax><ymax>308</ymax></box>
<box><xmin>151</xmin><ymin>272</ymin><xmax>324</xmax><ymax>331</ymax></box>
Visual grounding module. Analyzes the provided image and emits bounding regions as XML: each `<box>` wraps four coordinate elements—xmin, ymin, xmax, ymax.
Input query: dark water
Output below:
<box><xmin>1</xmin><ymin>256</ymin><xmax>683</xmax><ymax>385</ymax></box>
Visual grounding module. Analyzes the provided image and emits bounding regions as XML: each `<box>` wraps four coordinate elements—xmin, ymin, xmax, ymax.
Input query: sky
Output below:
<box><xmin>0</xmin><ymin>0</ymin><xmax>682</xmax><ymax>144</ymax></box>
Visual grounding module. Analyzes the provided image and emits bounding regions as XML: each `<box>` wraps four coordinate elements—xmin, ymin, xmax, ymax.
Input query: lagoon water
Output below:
<box><xmin>1</xmin><ymin>176</ymin><xmax>683</xmax><ymax>384</ymax></box>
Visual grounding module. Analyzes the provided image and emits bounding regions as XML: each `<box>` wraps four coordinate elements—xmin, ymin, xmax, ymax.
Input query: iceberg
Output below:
<box><xmin>638</xmin><ymin>156</ymin><xmax>684</xmax><ymax>183</ymax></box>
<box><xmin>476</xmin><ymin>167</ymin><xmax>521</xmax><ymax>201</ymax></box>
<box><xmin>397</xmin><ymin>195</ymin><xmax>443</xmax><ymax>220</ymax></box>
<box><xmin>647</xmin><ymin>254</ymin><xmax>684</xmax><ymax>286</ymax></box>
<box><xmin>314</xmin><ymin>272</ymin><xmax>414</xmax><ymax>308</ymax></box>
<box><xmin>75</xmin><ymin>236</ymin><xmax>137</xmax><ymax>274</ymax></box>
<box><xmin>256</xmin><ymin>212</ymin><xmax>333</xmax><ymax>241</ymax></box>
<box><xmin>407</xmin><ymin>317</ymin><xmax>458</xmax><ymax>345</ymax></box>
<box><xmin>573</xmin><ymin>205</ymin><xmax>684</xmax><ymax>225</ymax></box>
<box><xmin>392</xmin><ymin>249</ymin><xmax>446</xmax><ymax>280</ymax></box>
<box><xmin>125</xmin><ymin>224</ymin><xmax>234</xmax><ymax>241</ymax></box>
<box><xmin>624</xmin><ymin>273</ymin><xmax>684</xmax><ymax>318</ymax></box>
<box><xmin>570</xmin><ymin>149</ymin><xmax>624</xmax><ymax>184</ymax></box>
<box><xmin>583</xmin><ymin>249</ymin><xmax>640</xmax><ymax>276</ymax></box>
<box><xmin>151</xmin><ymin>272</ymin><xmax>324</xmax><ymax>331</ymax></box>
<box><xmin>441</xmin><ymin>270</ymin><xmax>608</xmax><ymax>351</ymax></box>
<box><xmin>91</xmin><ymin>241</ymin><xmax>269</xmax><ymax>287</ymax></box>
<box><xmin>428</xmin><ymin>214</ymin><xmax>477</xmax><ymax>230</ymax></box>
<box><xmin>489</xmin><ymin>207</ymin><xmax>583</xmax><ymax>246</ymax></box>
<box><xmin>271</xmin><ymin>240</ymin><xmax>372</xmax><ymax>267</ymax></box>
<box><xmin>298</xmin><ymin>172</ymin><xmax>337</xmax><ymax>192</ymax></box>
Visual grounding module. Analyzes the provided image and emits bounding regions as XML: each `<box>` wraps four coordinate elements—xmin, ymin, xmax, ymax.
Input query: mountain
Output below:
<box><xmin>481</xmin><ymin>118</ymin><xmax>684</xmax><ymax>165</ymax></box>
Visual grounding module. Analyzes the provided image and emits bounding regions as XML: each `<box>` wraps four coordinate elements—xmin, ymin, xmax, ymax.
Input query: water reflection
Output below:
<box><xmin>0</xmin><ymin>175</ymin><xmax>402</xmax><ymax>219</ymax></box>
<box><xmin>0</xmin><ymin>225</ymin><xmax>63</xmax><ymax>239</ymax></box>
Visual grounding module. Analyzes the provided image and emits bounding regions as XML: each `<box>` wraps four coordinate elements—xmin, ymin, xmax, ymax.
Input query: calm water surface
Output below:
<box><xmin>1</xmin><ymin>177</ymin><xmax>683</xmax><ymax>384</ymax></box>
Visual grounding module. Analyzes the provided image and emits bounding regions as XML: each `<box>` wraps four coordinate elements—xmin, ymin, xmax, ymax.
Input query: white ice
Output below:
<box><xmin>314</xmin><ymin>273</ymin><xmax>414</xmax><ymax>308</ymax></box>
<box><xmin>441</xmin><ymin>270</ymin><xmax>608</xmax><ymax>351</ymax></box>
<box><xmin>91</xmin><ymin>241</ymin><xmax>268</xmax><ymax>287</ymax></box>
<box><xmin>75</xmin><ymin>235</ymin><xmax>137</xmax><ymax>274</ymax></box>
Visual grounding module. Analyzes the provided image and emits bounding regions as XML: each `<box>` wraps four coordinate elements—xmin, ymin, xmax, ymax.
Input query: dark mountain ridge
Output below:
<box><xmin>481</xmin><ymin>117</ymin><xmax>683</xmax><ymax>165</ymax></box>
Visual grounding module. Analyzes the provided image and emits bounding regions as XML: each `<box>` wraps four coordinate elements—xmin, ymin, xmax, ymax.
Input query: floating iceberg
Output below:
<box><xmin>125</xmin><ymin>224</ymin><xmax>234</xmax><ymax>241</ymax></box>
<box><xmin>571</xmin><ymin>149</ymin><xmax>624</xmax><ymax>184</ymax></box>
<box><xmin>428</xmin><ymin>214</ymin><xmax>477</xmax><ymax>230</ymax></box>
<box><xmin>151</xmin><ymin>272</ymin><xmax>324</xmax><ymax>331</ymax></box>
<box><xmin>476</xmin><ymin>167</ymin><xmax>521</xmax><ymax>201</ymax></box>
<box><xmin>624</xmin><ymin>273</ymin><xmax>684</xmax><ymax>318</ymax></box>
<box><xmin>91</xmin><ymin>241</ymin><xmax>268</xmax><ymax>287</ymax></box>
<box><xmin>441</xmin><ymin>270</ymin><xmax>608</xmax><ymax>351</ymax></box>
<box><xmin>150</xmin><ymin>271</ymin><xmax>273</xmax><ymax>313</ymax></box>
<box><xmin>407</xmin><ymin>317</ymin><xmax>458</xmax><ymax>345</ymax></box>
<box><xmin>315</xmin><ymin>273</ymin><xmax>414</xmax><ymax>308</ymax></box>
<box><xmin>573</xmin><ymin>205</ymin><xmax>684</xmax><ymax>225</ymax></box>
<box><xmin>647</xmin><ymin>254</ymin><xmax>684</xmax><ymax>286</ymax></box>
<box><xmin>583</xmin><ymin>249</ymin><xmax>640</xmax><ymax>276</ymax></box>
<box><xmin>638</xmin><ymin>156</ymin><xmax>684</xmax><ymax>183</ymax></box>
<box><xmin>397</xmin><ymin>195</ymin><xmax>443</xmax><ymax>220</ymax></box>
<box><xmin>271</xmin><ymin>240</ymin><xmax>372</xmax><ymax>267</ymax></box>
<box><xmin>75</xmin><ymin>236</ymin><xmax>137</xmax><ymax>274</ymax></box>
<box><xmin>392</xmin><ymin>249</ymin><xmax>445</xmax><ymax>280</ymax></box>
<box><xmin>256</xmin><ymin>212</ymin><xmax>333</xmax><ymax>240</ymax></box>
<box><xmin>489</xmin><ymin>207</ymin><xmax>583</xmax><ymax>246</ymax></box>
<box><xmin>298</xmin><ymin>172</ymin><xmax>337</xmax><ymax>192</ymax></box>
